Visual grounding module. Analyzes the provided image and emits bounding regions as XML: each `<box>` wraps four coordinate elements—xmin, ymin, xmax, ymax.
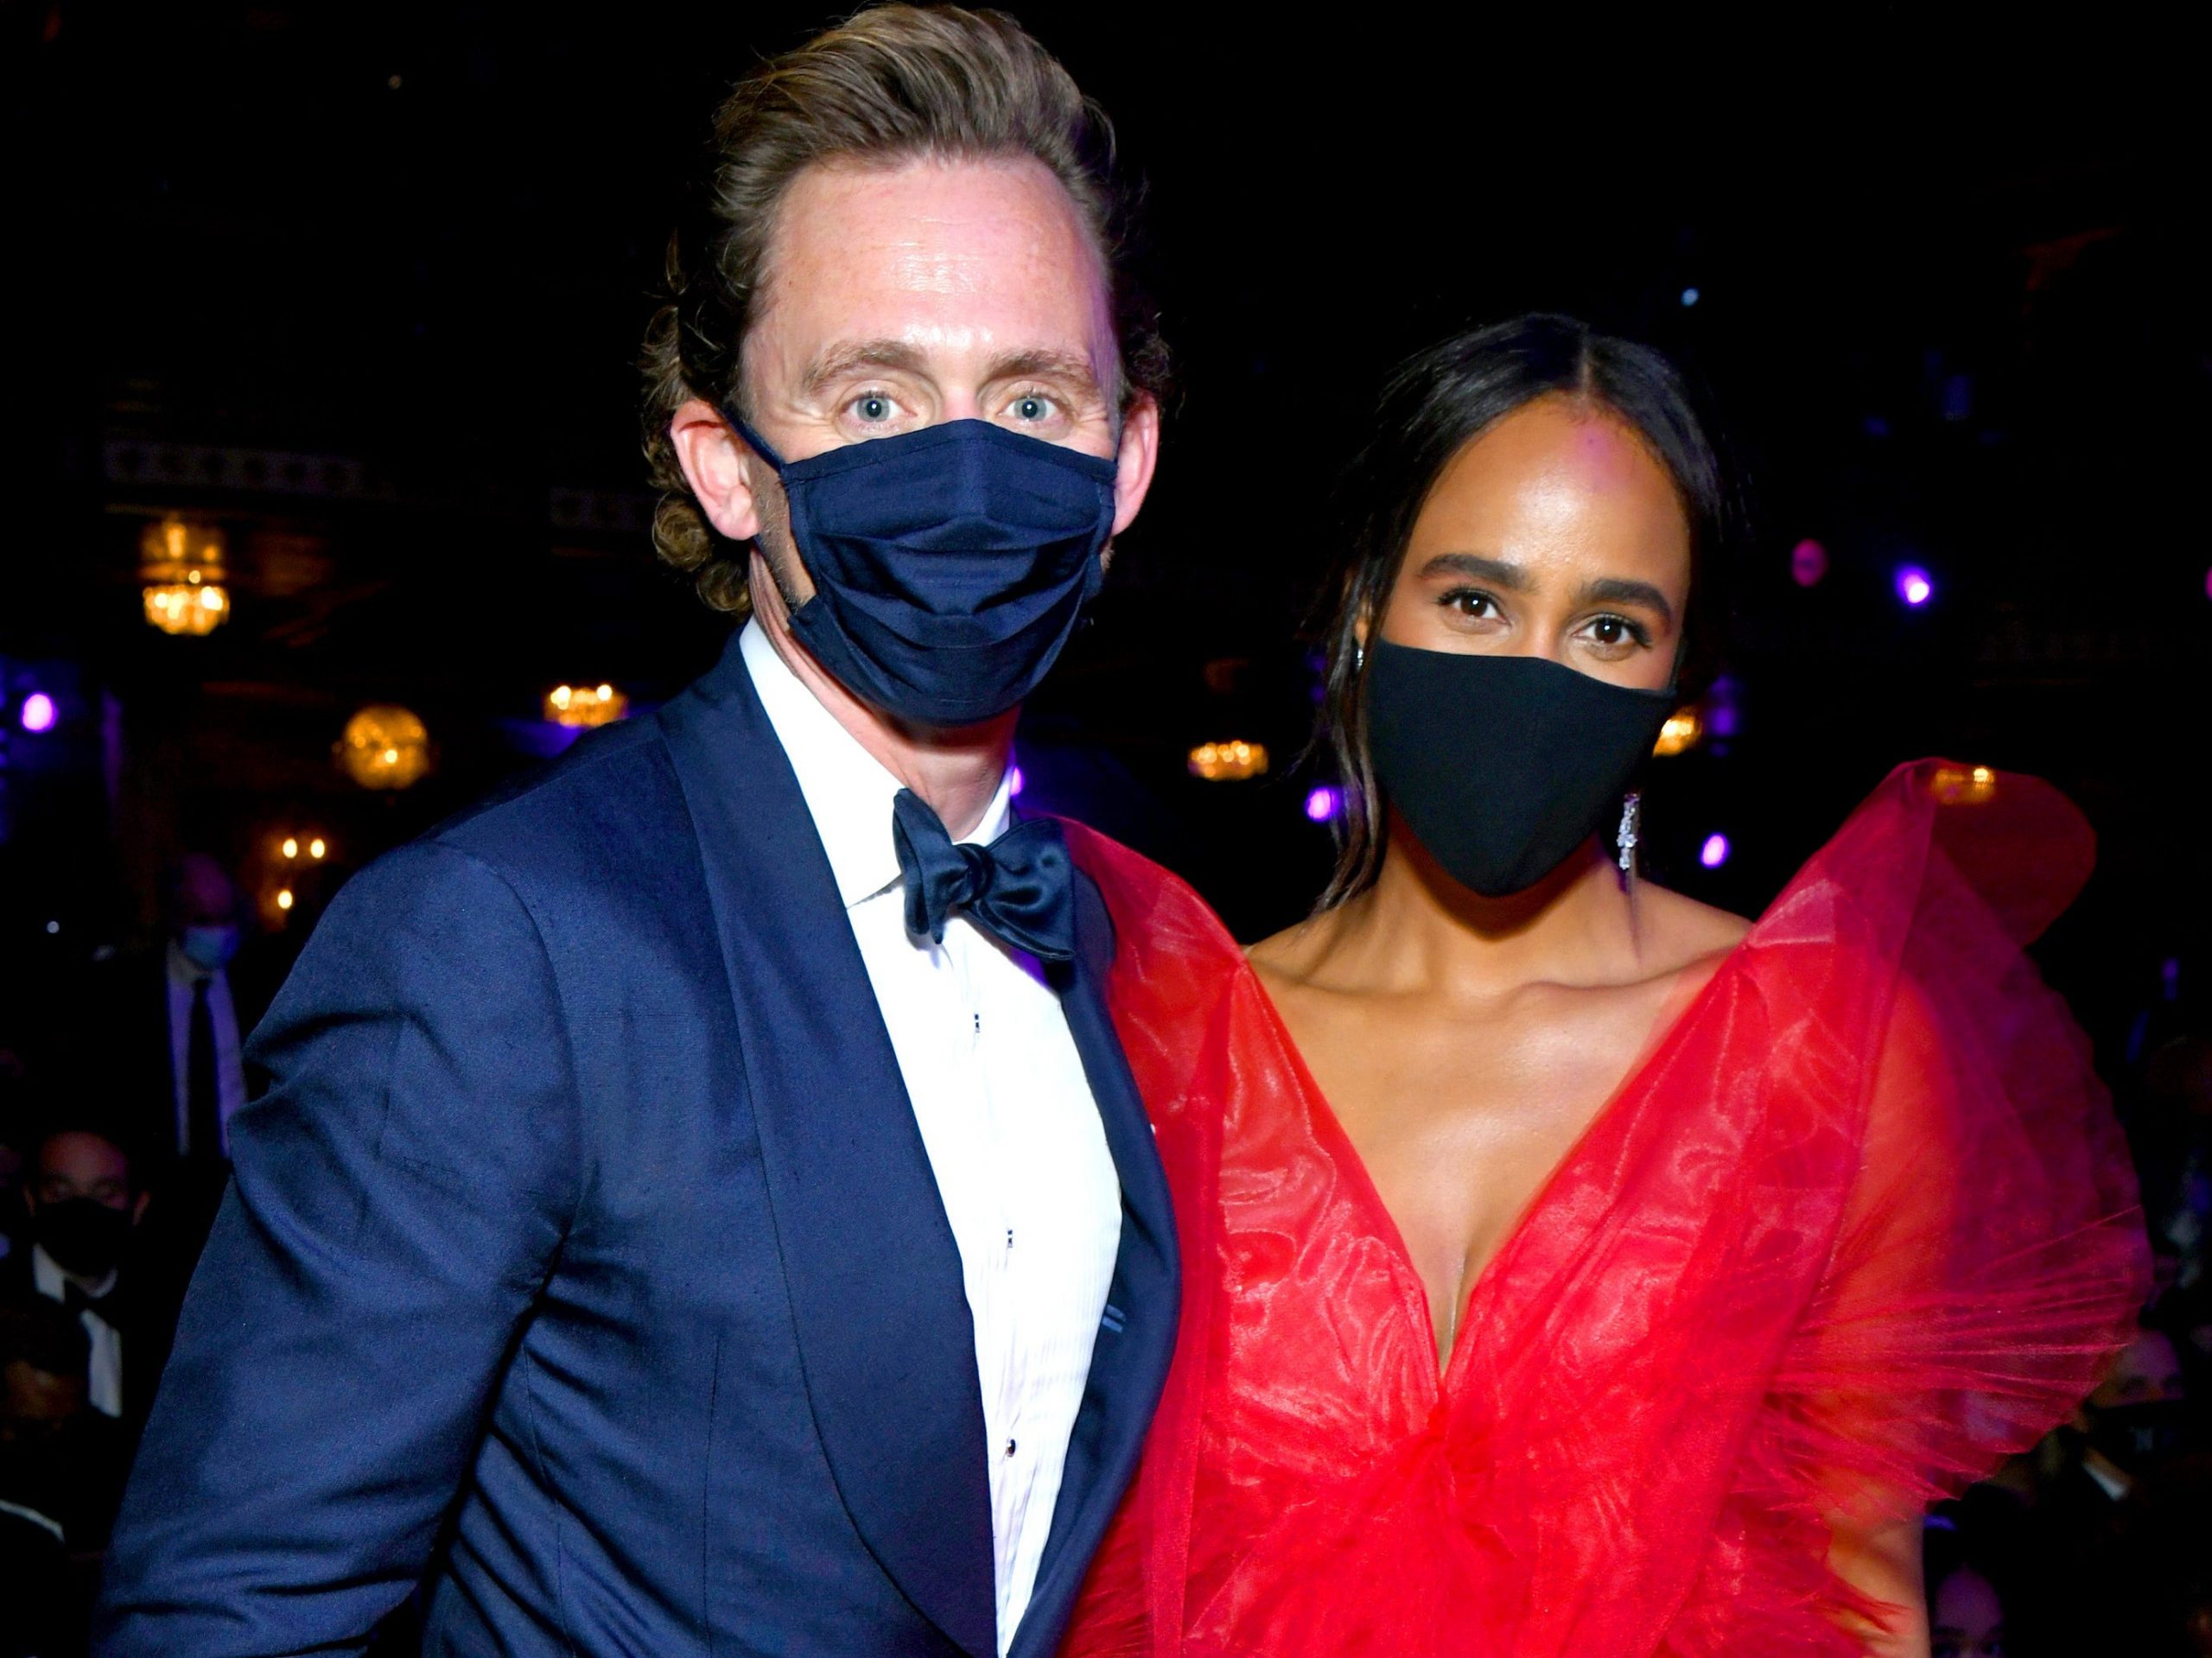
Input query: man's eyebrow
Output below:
<box><xmin>799</xmin><ymin>339</ymin><xmax>929</xmax><ymax>393</ymax></box>
<box><xmin>1575</xmin><ymin>575</ymin><xmax>1676</xmax><ymax>626</ymax></box>
<box><xmin>982</xmin><ymin>347</ymin><xmax>1102</xmax><ymax>391</ymax></box>
<box><xmin>1414</xmin><ymin>553</ymin><xmax>1532</xmax><ymax>590</ymax></box>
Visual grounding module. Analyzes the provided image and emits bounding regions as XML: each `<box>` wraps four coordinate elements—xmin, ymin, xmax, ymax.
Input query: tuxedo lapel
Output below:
<box><xmin>658</xmin><ymin>636</ymin><xmax>996</xmax><ymax>1658</ymax></box>
<box><xmin>1009</xmin><ymin>867</ymin><xmax>1180</xmax><ymax>1658</ymax></box>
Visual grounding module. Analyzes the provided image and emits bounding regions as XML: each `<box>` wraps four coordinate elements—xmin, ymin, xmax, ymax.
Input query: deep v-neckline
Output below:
<box><xmin>1237</xmin><ymin>942</ymin><xmax>1747</xmax><ymax>1391</ymax></box>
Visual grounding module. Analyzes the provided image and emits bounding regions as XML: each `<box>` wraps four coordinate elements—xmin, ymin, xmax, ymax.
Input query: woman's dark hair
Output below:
<box><xmin>1314</xmin><ymin>313</ymin><xmax>1732</xmax><ymax>908</ymax></box>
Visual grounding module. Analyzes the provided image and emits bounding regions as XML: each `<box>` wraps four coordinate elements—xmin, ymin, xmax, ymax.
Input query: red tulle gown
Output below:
<box><xmin>1060</xmin><ymin>760</ymin><xmax>2147</xmax><ymax>1657</ymax></box>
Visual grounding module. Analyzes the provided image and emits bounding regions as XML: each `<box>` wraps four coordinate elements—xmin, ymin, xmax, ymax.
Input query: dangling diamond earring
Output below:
<box><xmin>1616</xmin><ymin>791</ymin><xmax>1642</xmax><ymax>880</ymax></box>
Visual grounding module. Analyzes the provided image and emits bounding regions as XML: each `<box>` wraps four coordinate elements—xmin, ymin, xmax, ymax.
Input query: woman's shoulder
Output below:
<box><xmin>1243</xmin><ymin>911</ymin><xmax>1340</xmax><ymax>989</ymax></box>
<box><xmin>1634</xmin><ymin>881</ymin><xmax>1754</xmax><ymax>971</ymax></box>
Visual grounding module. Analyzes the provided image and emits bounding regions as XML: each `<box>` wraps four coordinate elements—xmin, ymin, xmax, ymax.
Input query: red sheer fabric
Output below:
<box><xmin>1062</xmin><ymin>760</ymin><xmax>2147</xmax><ymax>1657</ymax></box>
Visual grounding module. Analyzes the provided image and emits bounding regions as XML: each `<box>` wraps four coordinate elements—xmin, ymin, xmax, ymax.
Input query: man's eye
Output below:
<box><xmin>852</xmin><ymin>394</ymin><xmax>895</xmax><ymax>423</ymax></box>
<box><xmin>1011</xmin><ymin>394</ymin><xmax>1055</xmax><ymax>422</ymax></box>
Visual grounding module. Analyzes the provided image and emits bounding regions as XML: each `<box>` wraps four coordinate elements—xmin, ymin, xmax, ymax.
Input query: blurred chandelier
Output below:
<box><xmin>339</xmin><ymin>705</ymin><xmax>431</xmax><ymax>790</ymax></box>
<box><xmin>546</xmin><ymin>683</ymin><xmax>627</xmax><ymax>727</ymax></box>
<box><xmin>1188</xmin><ymin>740</ymin><xmax>1268</xmax><ymax>782</ymax></box>
<box><xmin>139</xmin><ymin>517</ymin><xmax>230</xmax><ymax>636</ymax></box>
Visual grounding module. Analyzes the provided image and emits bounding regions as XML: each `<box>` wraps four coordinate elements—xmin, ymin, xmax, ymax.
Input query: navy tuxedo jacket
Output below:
<box><xmin>96</xmin><ymin>633</ymin><xmax>1179</xmax><ymax>1658</ymax></box>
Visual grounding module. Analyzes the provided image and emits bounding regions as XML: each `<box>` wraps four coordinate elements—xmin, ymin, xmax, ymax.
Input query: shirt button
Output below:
<box><xmin>1004</xmin><ymin>1439</ymin><xmax>1017</xmax><ymax>1458</ymax></box>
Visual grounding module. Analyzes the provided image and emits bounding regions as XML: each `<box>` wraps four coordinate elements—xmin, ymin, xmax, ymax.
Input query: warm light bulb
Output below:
<box><xmin>308</xmin><ymin>837</ymin><xmax>327</xmax><ymax>860</ymax></box>
<box><xmin>1653</xmin><ymin>709</ymin><xmax>1702</xmax><ymax>757</ymax></box>
<box><xmin>282</xmin><ymin>837</ymin><xmax>299</xmax><ymax>860</ymax></box>
<box><xmin>276</xmin><ymin>889</ymin><xmax>295</xmax><ymax>912</ymax></box>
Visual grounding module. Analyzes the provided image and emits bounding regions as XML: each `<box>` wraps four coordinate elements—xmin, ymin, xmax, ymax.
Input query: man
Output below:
<box><xmin>3</xmin><ymin>1121</ymin><xmax>160</xmax><ymax>1426</ymax></box>
<box><xmin>1</xmin><ymin>1296</ymin><xmax>88</xmax><ymax>1656</ymax></box>
<box><xmin>2018</xmin><ymin>1323</ymin><xmax>2204</xmax><ymax>1654</ymax></box>
<box><xmin>90</xmin><ymin>852</ymin><xmax>269</xmax><ymax>1165</ymax></box>
<box><xmin>99</xmin><ymin>9</ymin><xmax>1176</xmax><ymax>1656</ymax></box>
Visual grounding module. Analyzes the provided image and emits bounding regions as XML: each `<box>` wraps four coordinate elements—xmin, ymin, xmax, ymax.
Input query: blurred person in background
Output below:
<box><xmin>1923</xmin><ymin>1521</ymin><xmax>2008</xmax><ymax>1658</ymax></box>
<box><xmin>92</xmin><ymin>852</ymin><xmax>271</xmax><ymax>1169</ymax></box>
<box><xmin>0</xmin><ymin>1296</ymin><xmax>80</xmax><ymax>1658</ymax></box>
<box><xmin>2</xmin><ymin>1118</ymin><xmax>170</xmax><ymax>1432</ymax></box>
<box><xmin>2015</xmin><ymin>1322</ymin><xmax>2204</xmax><ymax>1655</ymax></box>
<box><xmin>0</xmin><ymin>1293</ymin><xmax>131</xmax><ymax>1655</ymax></box>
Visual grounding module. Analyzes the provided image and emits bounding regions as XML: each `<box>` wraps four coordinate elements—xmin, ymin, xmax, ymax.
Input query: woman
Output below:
<box><xmin>1057</xmin><ymin>315</ymin><xmax>2146</xmax><ymax>1655</ymax></box>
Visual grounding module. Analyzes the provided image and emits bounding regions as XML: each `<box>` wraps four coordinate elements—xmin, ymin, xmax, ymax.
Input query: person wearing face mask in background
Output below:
<box><xmin>1059</xmin><ymin>314</ymin><xmax>2146</xmax><ymax>1658</ymax></box>
<box><xmin>1</xmin><ymin>1119</ymin><xmax>167</xmax><ymax>1435</ymax></box>
<box><xmin>2008</xmin><ymin>1324</ymin><xmax>2209</xmax><ymax>1656</ymax></box>
<box><xmin>76</xmin><ymin>852</ymin><xmax>274</xmax><ymax>1172</ymax></box>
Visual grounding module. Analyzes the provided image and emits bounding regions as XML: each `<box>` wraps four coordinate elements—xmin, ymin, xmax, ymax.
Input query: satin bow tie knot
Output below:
<box><xmin>891</xmin><ymin>788</ymin><xmax>1076</xmax><ymax>964</ymax></box>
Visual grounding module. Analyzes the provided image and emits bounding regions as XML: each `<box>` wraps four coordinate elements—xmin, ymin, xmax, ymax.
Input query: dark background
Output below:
<box><xmin>1</xmin><ymin>2</ymin><xmax>2203</xmax><ymax>1070</ymax></box>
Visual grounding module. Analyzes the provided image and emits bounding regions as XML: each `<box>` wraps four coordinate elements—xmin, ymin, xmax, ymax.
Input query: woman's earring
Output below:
<box><xmin>1352</xmin><ymin>641</ymin><xmax>1365</xmax><ymax>672</ymax></box>
<box><xmin>1616</xmin><ymin>791</ymin><xmax>1642</xmax><ymax>880</ymax></box>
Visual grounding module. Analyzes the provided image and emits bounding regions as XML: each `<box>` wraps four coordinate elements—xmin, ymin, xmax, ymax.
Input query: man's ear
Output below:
<box><xmin>1109</xmin><ymin>392</ymin><xmax>1161</xmax><ymax>537</ymax></box>
<box><xmin>670</xmin><ymin>397</ymin><xmax>768</xmax><ymax>542</ymax></box>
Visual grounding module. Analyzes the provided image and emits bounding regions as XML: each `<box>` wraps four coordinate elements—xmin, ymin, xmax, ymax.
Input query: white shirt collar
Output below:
<box><xmin>32</xmin><ymin>1242</ymin><xmax>118</xmax><ymax>1303</ymax></box>
<box><xmin>2082</xmin><ymin>1450</ymin><xmax>2133</xmax><ymax>1502</ymax></box>
<box><xmin>738</xmin><ymin>619</ymin><xmax>1012</xmax><ymax>912</ymax></box>
<box><xmin>166</xmin><ymin>938</ymin><xmax>219</xmax><ymax>987</ymax></box>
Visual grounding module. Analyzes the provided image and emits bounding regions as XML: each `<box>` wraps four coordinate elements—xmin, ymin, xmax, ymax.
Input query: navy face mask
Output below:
<box><xmin>727</xmin><ymin>412</ymin><xmax>1118</xmax><ymax>727</ymax></box>
<box><xmin>1365</xmin><ymin>640</ymin><xmax>1676</xmax><ymax>898</ymax></box>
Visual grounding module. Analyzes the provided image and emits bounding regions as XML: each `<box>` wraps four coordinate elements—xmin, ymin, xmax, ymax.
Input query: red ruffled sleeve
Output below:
<box><xmin>1671</xmin><ymin>766</ymin><xmax>2150</xmax><ymax>1648</ymax></box>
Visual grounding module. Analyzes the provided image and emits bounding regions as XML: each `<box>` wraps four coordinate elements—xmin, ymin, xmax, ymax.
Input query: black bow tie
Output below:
<box><xmin>891</xmin><ymin>788</ymin><xmax>1076</xmax><ymax>964</ymax></box>
<box><xmin>60</xmin><ymin>1281</ymin><xmax>114</xmax><ymax>1321</ymax></box>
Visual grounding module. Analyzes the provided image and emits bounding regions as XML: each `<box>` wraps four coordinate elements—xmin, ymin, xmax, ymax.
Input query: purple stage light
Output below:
<box><xmin>1894</xmin><ymin>565</ymin><xmax>1934</xmax><ymax>607</ymax></box>
<box><xmin>1008</xmin><ymin>765</ymin><xmax>1026</xmax><ymax>798</ymax></box>
<box><xmin>19</xmin><ymin>692</ymin><xmax>57</xmax><ymax>733</ymax></box>
<box><xmin>1304</xmin><ymin>785</ymin><xmax>1339</xmax><ymax>823</ymax></box>
<box><xmin>1790</xmin><ymin>538</ymin><xmax>1827</xmax><ymax>588</ymax></box>
<box><xmin>1698</xmin><ymin>833</ymin><xmax>1731</xmax><ymax>869</ymax></box>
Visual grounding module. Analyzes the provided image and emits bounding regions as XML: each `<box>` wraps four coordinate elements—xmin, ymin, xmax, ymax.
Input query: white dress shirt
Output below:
<box><xmin>165</xmin><ymin>943</ymin><xmax>246</xmax><ymax>1156</ymax></box>
<box><xmin>741</xmin><ymin>620</ymin><xmax>1122</xmax><ymax>1654</ymax></box>
<box><xmin>33</xmin><ymin>1243</ymin><xmax>124</xmax><ymax>1418</ymax></box>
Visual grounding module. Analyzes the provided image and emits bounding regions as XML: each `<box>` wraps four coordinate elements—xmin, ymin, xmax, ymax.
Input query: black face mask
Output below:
<box><xmin>2086</xmin><ymin>1399</ymin><xmax>2194</xmax><ymax>1472</ymax></box>
<box><xmin>1364</xmin><ymin>640</ymin><xmax>1676</xmax><ymax>899</ymax></box>
<box><xmin>33</xmin><ymin>1197</ymin><xmax>132</xmax><ymax>1281</ymax></box>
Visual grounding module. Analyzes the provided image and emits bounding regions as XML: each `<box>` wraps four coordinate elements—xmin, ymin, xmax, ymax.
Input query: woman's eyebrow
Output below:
<box><xmin>1575</xmin><ymin>575</ymin><xmax>1675</xmax><ymax>627</ymax></box>
<box><xmin>1415</xmin><ymin>552</ymin><xmax>1529</xmax><ymax>589</ymax></box>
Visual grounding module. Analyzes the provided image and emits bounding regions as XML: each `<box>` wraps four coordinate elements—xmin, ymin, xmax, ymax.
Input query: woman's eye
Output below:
<box><xmin>1441</xmin><ymin>589</ymin><xmax>1497</xmax><ymax>619</ymax></box>
<box><xmin>1583</xmin><ymin>614</ymin><xmax>1649</xmax><ymax>651</ymax></box>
